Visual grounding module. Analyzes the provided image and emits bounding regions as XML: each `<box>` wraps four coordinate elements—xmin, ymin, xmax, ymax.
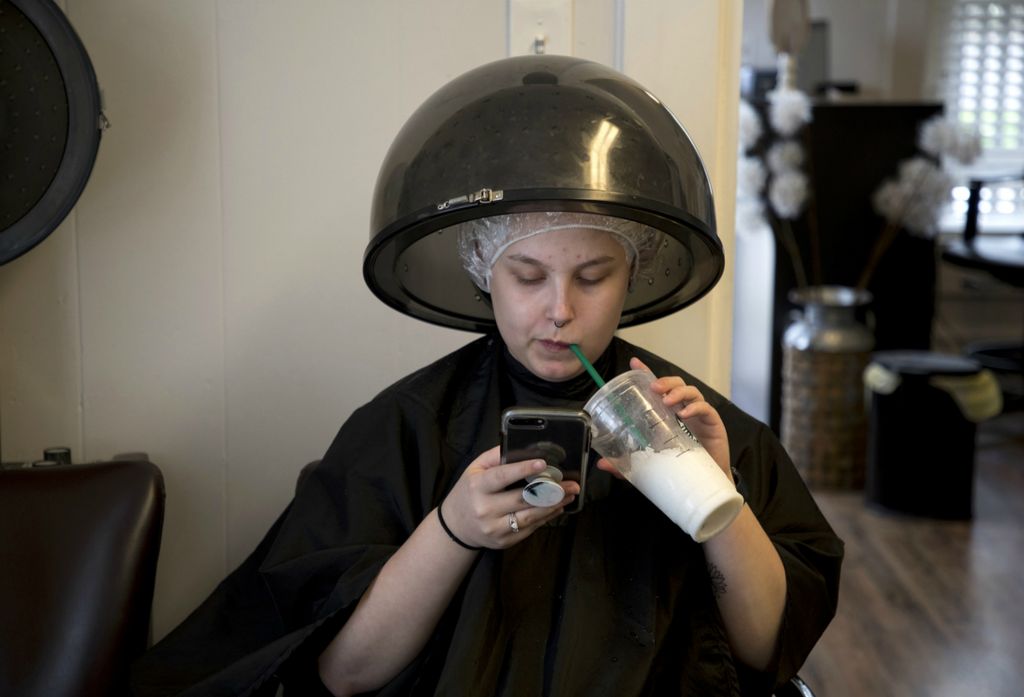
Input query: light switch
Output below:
<box><xmin>508</xmin><ymin>0</ymin><xmax>573</xmax><ymax>57</ymax></box>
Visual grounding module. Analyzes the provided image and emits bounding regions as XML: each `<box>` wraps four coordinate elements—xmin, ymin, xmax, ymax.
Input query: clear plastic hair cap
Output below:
<box><xmin>454</xmin><ymin>211</ymin><xmax>664</xmax><ymax>291</ymax></box>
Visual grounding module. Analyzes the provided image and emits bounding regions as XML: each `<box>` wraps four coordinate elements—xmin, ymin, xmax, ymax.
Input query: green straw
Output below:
<box><xmin>571</xmin><ymin>343</ymin><xmax>650</xmax><ymax>449</ymax></box>
<box><xmin>569</xmin><ymin>344</ymin><xmax>605</xmax><ymax>387</ymax></box>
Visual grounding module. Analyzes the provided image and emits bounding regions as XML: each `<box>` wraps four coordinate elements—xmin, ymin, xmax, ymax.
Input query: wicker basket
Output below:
<box><xmin>781</xmin><ymin>346</ymin><xmax>870</xmax><ymax>488</ymax></box>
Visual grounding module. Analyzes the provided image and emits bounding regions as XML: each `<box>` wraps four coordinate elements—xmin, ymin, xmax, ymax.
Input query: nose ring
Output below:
<box><xmin>553</xmin><ymin>319</ymin><xmax>568</xmax><ymax>328</ymax></box>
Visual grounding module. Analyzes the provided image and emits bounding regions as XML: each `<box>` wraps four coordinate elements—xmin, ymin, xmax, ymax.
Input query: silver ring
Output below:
<box><xmin>508</xmin><ymin>512</ymin><xmax>520</xmax><ymax>533</ymax></box>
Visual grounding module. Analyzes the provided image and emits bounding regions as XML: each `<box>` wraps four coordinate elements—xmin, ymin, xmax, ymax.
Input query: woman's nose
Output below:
<box><xmin>548</xmin><ymin>284</ymin><xmax>575</xmax><ymax>327</ymax></box>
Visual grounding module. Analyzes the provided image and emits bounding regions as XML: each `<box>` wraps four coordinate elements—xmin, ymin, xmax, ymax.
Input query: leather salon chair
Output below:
<box><xmin>0</xmin><ymin>460</ymin><xmax>165</xmax><ymax>697</ymax></box>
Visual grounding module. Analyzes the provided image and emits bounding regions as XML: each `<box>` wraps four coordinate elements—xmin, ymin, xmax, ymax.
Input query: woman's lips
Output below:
<box><xmin>538</xmin><ymin>339</ymin><xmax>570</xmax><ymax>352</ymax></box>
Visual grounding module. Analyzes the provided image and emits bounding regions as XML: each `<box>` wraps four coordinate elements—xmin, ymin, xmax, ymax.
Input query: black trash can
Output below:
<box><xmin>864</xmin><ymin>351</ymin><xmax>1002</xmax><ymax>519</ymax></box>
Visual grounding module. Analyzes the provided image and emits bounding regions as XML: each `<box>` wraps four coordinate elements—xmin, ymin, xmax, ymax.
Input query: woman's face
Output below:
<box><xmin>490</xmin><ymin>227</ymin><xmax>631</xmax><ymax>381</ymax></box>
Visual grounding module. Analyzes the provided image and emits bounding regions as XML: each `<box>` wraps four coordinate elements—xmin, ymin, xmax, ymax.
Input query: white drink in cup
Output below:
<box><xmin>583</xmin><ymin>369</ymin><xmax>744</xmax><ymax>542</ymax></box>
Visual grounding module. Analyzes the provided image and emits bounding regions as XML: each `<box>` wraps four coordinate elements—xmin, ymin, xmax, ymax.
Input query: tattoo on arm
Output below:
<box><xmin>708</xmin><ymin>563</ymin><xmax>727</xmax><ymax>598</ymax></box>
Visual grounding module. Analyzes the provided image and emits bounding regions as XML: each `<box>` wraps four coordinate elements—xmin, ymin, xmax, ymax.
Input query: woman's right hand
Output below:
<box><xmin>440</xmin><ymin>445</ymin><xmax>579</xmax><ymax>549</ymax></box>
<box><xmin>321</xmin><ymin>446</ymin><xmax>577</xmax><ymax>695</ymax></box>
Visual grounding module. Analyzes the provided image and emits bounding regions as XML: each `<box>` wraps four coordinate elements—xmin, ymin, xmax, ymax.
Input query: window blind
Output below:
<box><xmin>944</xmin><ymin>0</ymin><xmax>1024</xmax><ymax>229</ymax></box>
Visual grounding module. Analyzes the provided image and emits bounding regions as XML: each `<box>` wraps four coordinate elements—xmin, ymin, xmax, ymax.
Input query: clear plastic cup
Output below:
<box><xmin>583</xmin><ymin>369</ymin><xmax>744</xmax><ymax>542</ymax></box>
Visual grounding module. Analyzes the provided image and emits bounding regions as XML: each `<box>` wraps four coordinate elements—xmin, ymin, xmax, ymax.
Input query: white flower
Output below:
<box><xmin>871</xmin><ymin>181</ymin><xmax>906</xmax><ymax>221</ymax></box>
<box><xmin>872</xmin><ymin>156</ymin><xmax>954</xmax><ymax>237</ymax></box>
<box><xmin>735</xmin><ymin>155</ymin><xmax>768</xmax><ymax>233</ymax></box>
<box><xmin>769</xmin><ymin>170</ymin><xmax>808</xmax><ymax>219</ymax></box>
<box><xmin>738</xmin><ymin>100</ymin><xmax>763</xmax><ymax>152</ymax></box>
<box><xmin>767</xmin><ymin>88</ymin><xmax>811</xmax><ymax>137</ymax></box>
<box><xmin>735</xmin><ymin>197</ymin><xmax>770</xmax><ymax>235</ymax></box>
<box><xmin>918</xmin><ymin>117</ymin><xmax>982</xmax><ymax>165</ymax></box>
<box><xmin>737</xmin><ymin>156</ymin><xmax>767</xmax><ymax>196</ymax></box>
<box><xmin>897</xmin><ymin>157</ymin><xmax>936</xmax><ymax>185</ymax></box>
<box><xmin>767</xmin><ymin>141</ymin><xmax>804</xmax><ymax>174</ymax></box>
<box><xmin>917</xmin><ymin>118</ymin><xmax>950</xmax><ymax>156</ymax></box>
<box><xmin>899</xmin><ymin>158</ymin><xmax>955</xmax><ymax>209</ymax></box>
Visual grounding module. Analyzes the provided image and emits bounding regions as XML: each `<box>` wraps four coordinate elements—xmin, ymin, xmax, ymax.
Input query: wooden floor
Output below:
<box><xmin>798</xmin><ymin>410</ymin><xmax>1024</xmax><ymax>697</ymax></box>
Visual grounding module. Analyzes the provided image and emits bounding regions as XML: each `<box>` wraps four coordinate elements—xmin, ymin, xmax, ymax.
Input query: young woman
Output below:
<box><xmin>311</xmin><ymin>212</ymin><xmax>836</xmax><ymax>696</ymax></box>
<box><xmin>131</xmin><ymin>57</ymin><xmax>842</xmax><ymax>697</ymax></box>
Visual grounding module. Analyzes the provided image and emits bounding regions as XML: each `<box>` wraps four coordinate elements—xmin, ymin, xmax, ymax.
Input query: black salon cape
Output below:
<box><xmin>131</xmin><ymin>334</ymin><xmax>843</xmax><ymax>697</ymax></box>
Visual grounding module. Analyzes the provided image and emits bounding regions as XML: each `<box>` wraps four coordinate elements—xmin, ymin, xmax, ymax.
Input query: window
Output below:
<box><xmin>942</xmin><ymin>0</ymin><xmax>1024</xmax><ymax>231</ymax></box>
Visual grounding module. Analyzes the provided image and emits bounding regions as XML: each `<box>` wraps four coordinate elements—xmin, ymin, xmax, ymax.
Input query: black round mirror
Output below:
<box><xmin>0</xmin><ymin>0</ymin><xmax>103</xmax><ymax>266</ymax></box>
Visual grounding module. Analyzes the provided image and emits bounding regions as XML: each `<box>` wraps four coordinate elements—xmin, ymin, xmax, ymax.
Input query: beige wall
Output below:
<box><xmin>0</xmin><ymin>0</ymin><xmax>742</xmax><ymax>640</ymax></box>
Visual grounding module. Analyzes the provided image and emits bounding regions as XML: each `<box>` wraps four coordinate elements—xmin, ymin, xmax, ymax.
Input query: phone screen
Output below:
<box><xmin>501</xmin><ymin>407</ymin><xmax>591</xmax><ymax>513</ymax></box>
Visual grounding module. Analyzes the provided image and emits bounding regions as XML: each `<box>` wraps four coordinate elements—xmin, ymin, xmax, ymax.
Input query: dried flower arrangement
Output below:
<box><xmin>736</xmin><ymin>64</ymin><xmax>982</xmax><ymax>292</ymax></box>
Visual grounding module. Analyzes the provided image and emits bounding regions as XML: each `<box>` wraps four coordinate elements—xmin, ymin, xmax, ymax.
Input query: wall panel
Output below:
<box><xmin>68</xmin><ymin>0</ymin><xmax>227</xmax><ymax>637</ymax></box>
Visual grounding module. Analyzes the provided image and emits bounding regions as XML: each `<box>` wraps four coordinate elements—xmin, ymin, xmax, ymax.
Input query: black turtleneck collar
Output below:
<box><xmin>499</xmin><ymin>336</ymin><xmax>615</xmax><ymax>408</ymax></box>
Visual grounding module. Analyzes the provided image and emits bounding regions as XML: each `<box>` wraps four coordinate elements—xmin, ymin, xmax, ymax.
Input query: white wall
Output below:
<box><xmin>0</xmin><ymin>0</ymin><xmax>742</xmax><ymax>640</ymax></box>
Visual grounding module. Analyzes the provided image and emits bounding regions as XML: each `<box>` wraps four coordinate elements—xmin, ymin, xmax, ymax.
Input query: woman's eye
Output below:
<box><xmin>515</xmin><ymin>275</ymin><xmax>545</xmax><ymax>286</ymax></box>
<box><xmin>577</xmin><ymin>275</ymin><xmax>606</xmax><ymax>286</ymax></box>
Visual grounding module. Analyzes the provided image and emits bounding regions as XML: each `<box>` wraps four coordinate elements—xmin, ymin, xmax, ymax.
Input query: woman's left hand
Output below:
<box><xmin>595</xmin><ymin>357</ymin><xmax>732</xmax><ymax>481</ymax></box>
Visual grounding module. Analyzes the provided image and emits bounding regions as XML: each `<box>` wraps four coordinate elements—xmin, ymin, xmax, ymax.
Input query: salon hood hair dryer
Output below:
<box><xmin>0</xmin><ymin>0</ymin><xmax>105</xmax><ymax>267</ymax></box>
<box><xmin>363</xmin><ymin>54</ymin><xmax>724</xmax><ymax>332</ymax></box>
<box><xmin>0</xmin><ymin>0</ymin><xmax>103</xmax><ymax>464</ymax></box>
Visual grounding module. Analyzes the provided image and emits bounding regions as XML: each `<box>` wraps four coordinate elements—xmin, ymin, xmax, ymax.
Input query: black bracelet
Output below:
<box><xmin>436</xmin><ymin>502</ymin><xmax>482</xmax><ymax>551</ymax></box>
